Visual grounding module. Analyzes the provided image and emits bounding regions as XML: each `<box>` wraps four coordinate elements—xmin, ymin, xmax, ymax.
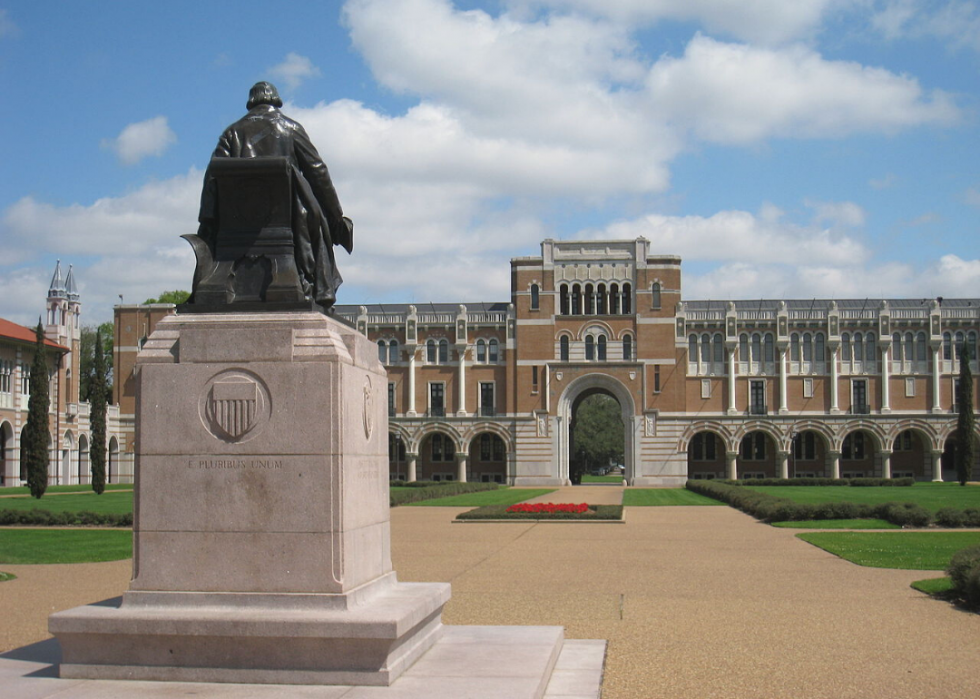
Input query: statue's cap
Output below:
<box><xmin>247</xmin><ymin>82</ymin><xmax>283</xmax><ymax>109</ymax></box>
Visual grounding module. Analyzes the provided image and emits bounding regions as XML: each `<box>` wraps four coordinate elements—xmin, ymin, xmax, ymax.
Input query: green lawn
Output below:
<box><xmin>911</xmin><ymin>577</ymin><xmax>954</xmax><ymax>595</ymax></box>
<box><xmin>624</xmin><ymin>488</ymin><xmax>725</xmax><ymax>506</ymax></box>
<box><xmin>772</xmin><ymin>519</ymin><xmax>900</xmax><ymax>529</ymax></box>
<box><xmin>0</xmin><ymin>491</ymin><xmax>133</xmax><ymax>516</ymax></box>
<box><xmin>797</xmin><ymin>532</ymin><xmax>980</xmax><ymax>570</ymax></box>
<box><xmin>581</xmin><ymin>474</ymin><xmax>623</xmax><ymax>484</ymax></box>
<box><xmin>746</xmin><ymin>482</ymin><xmax>980</xmax><ymax>513</ymax></box>
<box><xmin>0</xmin><ymin>529</ymin><xmax>133</xmax><ymax>564</ymax></box>
<box><xmin>0</xmin><ymin>571</ymin><xmax>15</xmax><ymax>582</ymax></box>
<box><xmin>402</xmin><ymin>488</ymin><xmax>555</xmax><ymax>507</ymax></box>
<box><xmin>0</xmin><ymin>483</ymin><xmax>132</xmax><ymax>496</ymax></box>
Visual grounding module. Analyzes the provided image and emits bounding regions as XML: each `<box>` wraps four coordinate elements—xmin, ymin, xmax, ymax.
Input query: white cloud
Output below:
<box><xmin>267</xmin><ymin>52</ymin><xmax>322</xmax><ymax>90</ymax></box>
<box><xmin>509</xmin><ymin>0</ymin><xmax>839</xmax><ymax>44</ymax></box>
<box><xmin>806</xmin><ymin>199</ymin><xmax>866</xmax><ymax>227</ymax></box>
<box><xmin>102</xmin><ymin>116</ymin><xmax>177</xmax><ymax>165</ymax></box>
<box><xmin>872</xmin><ymin>0</ymin><xmax>980</xmax><ymax>52</ymax></box>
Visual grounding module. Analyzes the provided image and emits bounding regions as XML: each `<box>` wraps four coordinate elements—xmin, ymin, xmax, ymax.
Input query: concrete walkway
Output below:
<box><xmin>3</xmin><ymin>506</ymin><xmax>979</xmax><ymax>698</ymax></box>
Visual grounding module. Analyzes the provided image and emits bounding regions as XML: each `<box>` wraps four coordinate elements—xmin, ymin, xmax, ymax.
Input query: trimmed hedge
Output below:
<box><xmin>935</xmin><ymin>508</ymin><xmax>980</xmax><ymax>528</ymax></box>
<box><xmin>390</xmin><ymin>482</ymin><xmax>500</xmax><ymax>506</ymax></box>
<box><xmin>685</xmin><ymin>480</ymin><xmax>933</xmax><ymax>527</ymax></box>
<box><xmin>456</xmin><ymin>504</ymin><xmax>623</xmax><ymax>521</ymax></box>
<box><xmin>0</xmin><ymin>509</ymin><xmax>132</xmax><ymax>527</ymax></box>
<box><xmin>946</xmin><ymin>545</ymin><xmax>980</xmax><ymax>609</ymax></box>
<box><xmin>715</xmin><ymin>477</ymin><xmax>914</xmax><ymax>487</ymax></box>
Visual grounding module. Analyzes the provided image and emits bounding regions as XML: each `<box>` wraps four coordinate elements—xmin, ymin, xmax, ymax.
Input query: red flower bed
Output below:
<box><xmin>506</xmin><ymin>502</ymin><xmax>590</xmax><ymax>514</ymax></box>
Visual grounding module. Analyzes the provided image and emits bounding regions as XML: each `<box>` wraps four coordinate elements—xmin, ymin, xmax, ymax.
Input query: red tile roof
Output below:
<box><xmin>0</xmin><ymin>318</ymin><xmax>69</xmax><ymax>352</ymax></box>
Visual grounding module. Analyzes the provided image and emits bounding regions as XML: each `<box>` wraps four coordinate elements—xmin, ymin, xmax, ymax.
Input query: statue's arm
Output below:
<box><xmin>293</xmin><ymin>126</ymin><xmax>344</xmax><ymax>219</ymax></box>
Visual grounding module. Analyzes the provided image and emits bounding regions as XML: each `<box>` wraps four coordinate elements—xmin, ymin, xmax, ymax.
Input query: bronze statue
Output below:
<box><xmin>182</xmin><ymin>82</ymin><xmax>352</xmax><ymax>312</ymax></box>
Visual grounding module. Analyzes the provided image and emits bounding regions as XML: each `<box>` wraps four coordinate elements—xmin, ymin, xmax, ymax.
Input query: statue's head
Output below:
<box><xmin>247</xmin><ymin>82</ymin><xmax>283</xmax><ymax>110</ymax></box>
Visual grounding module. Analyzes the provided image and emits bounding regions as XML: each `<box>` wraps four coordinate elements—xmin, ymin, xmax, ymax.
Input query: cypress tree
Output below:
<box><xmin>90</xmin><ymin>328</ymin><xmax>107</xmax><ymax>494</ymax></box>
<box><xmin>955</xmin><ymin>343</ymin><xmax>976</xmax><ymax>486</ymax></box>
<box><xmin>23</xmin><ymin>321</ymin><xmax>50</xmax><ymax>499</ymax></box>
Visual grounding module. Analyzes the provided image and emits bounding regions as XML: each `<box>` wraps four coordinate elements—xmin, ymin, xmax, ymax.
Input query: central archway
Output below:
<box><xmin>556</xmin><ymin>374</ymin><xmax>636</xmax><ymax>485</ymax></box>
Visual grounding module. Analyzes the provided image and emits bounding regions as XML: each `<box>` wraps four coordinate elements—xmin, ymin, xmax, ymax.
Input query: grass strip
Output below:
<box><xmin>0</xmin><ymin>491</ymin><xmax>133</xmax><ymax>516</ymax></box>
<box><xmin>624</xmin><ymin>489</ymin><xmax>724</xmax><ymax>506</ymax></box>
<box><xmin>771</xmin><ymin>519</ymin><xmax>899</xmax><ymax>529</ymax></box>
<box><xmin>457</xmin><ymin>504</ymin><xmax>623</xmax><ymax>521</ymax></box>
<box><xmin>0</xmin><ymin>571</ymin><xmax>15</xmax><ymax>582</ymax></box>
<box><xmin>403</xmin><ymin>488</ymin><xmax>555</xmax><ymax>507</ymax></box>
<box><xmin>911</xmin><ymin>577</ymin><xmax>954</xmax><ymax>595</ymax></box>
<box><xmin>745</xmin><ymin>483</ymin><xmax>980</xmax><ymax>514</ymax></box>
<box><xmin>0</xmin><ymin>529</ymin><xmax>132</xmax><ymax>564</ymax></box>
<box><xmin>0</xmin><ymin>483</ymin><xmax>132</xmax><ymax>496</ymax></box>
<box><xmin>797</xmin><ymin>532</ymin><xmax>980</xmax><ymax>570</ymax></box>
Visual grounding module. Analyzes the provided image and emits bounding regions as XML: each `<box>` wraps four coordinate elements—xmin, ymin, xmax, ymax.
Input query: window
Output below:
<box><xmin>943</xmin><ymin>332</ymin><xmax>952</xmax><ymax>360</ymax></box>
<box><xmin>739</xmin><ymin>334</ymin><xmax>749</xmax><ymax>363</ymax></box>
<box><xmin>815</xmin><ymin>333</ymin><xmax>825</xmax><ymax>362</ymax></box>
<box><xmin>431</xmin><ymin>433</ymin><xmax>447</xmax><ymax>461</ymax></box>
<box><xmin>20</xmin><ymin>364</ymin><xmax>30</xmax><ymax>395</ymax></box>
<box><xmin>955</xmin><ymin>331</ymin><xmax>965</xmax><ymax>359</ymax></box>
<box><xmin>585</xmin><ymin>335</ymin><xmax>595</xmax><ymax>361</ymax></box>
<box><xmin>477</xmin><ymin>339</ymin><xmax>486</xmax><ymax>362</ymax></box>
<box><xmin>688</xmin><ymin>335</ymin><xmax>698</xmax><ymax>363</ymax></box>
<box><xmin>842</xmin><ymin>333</ymin><xmax>851</xmax><ymax>361</ymax></box>
<box><xmin>654</xmin><ymin>365</ymin><xmax>661</xmax><ymax>393</ymax></box>
<box><xmin>571</xmin><ymin>284</ymin><xmax>582</xmax><ymax>315</ymax></box>
<box><xmin>388</xmin><ymin>382</ymin><xmax>396</xmax><ymax>416</ymax></box>
<box><xmin>751</xmin><ymin>334</ymin><xmax>762</xmax><ymax>364</ymax></box>
<box><xmin>378</xmin><ymin>340</ymin><xmax>387</xmax><ymax>363</ymax></box>
<box><xmin>560</xmin><ymin>336</ymin><xmax>569</xmax><ymax>361</ymax></box>
<box><xmin>479</xmin><ymin>434</ymin><xmax>505</xmax><ymax>462</ymax></box>
<box><xmin>691</xmin><ymin>433</ymin><xmax>716</xmax><ymax>461</ymax></box>
<box><xmin>865</xmin><ymin>334</ymin><xmax>876</xmax><ymax>363</ymax></box>
<box><xmin>916</xmin><ymin>332</ymin><xmax>927</xmax><ymax>361</ymax></box>
<box><xmin>842</xmin><ymin>432</ymin><xmax>865</xmax><ymax>460</ymax></box>
<box><xmin>764</xmin><ymin>333</ymin><xmax>774</xmax><ymax>363</ymax></box>
<box><xmin>740</xmin><ymin>433</ymin><xmax>766</xmax><ymax>460</ymax></box>
<box><xmin>0</xmin><ymin>360</ymin><xmax>11</xmax><ymax>395</ymax></box>
<box><xmin>388</xmin><ymin>339</ymin><xmax>398</xmax><ymax>363</ymax></box>
<box><xmin>389</xmin><ymin>434</ymin><xmax>405</xmax><ymax>462</ymax></box>
<box><xmin>854</xmin><ymin>333</ymin><xmax>864</xmax><ymax>363</ymax></box>
<box><xmin>802</xmin><ymin>333</ymin><xmax>812</xmax><ymax>363</ymax></box>
<box><xmin>480</xmin><ymin>382</ymin><xmax>495</xmax><ymax>416</ymax></box>
<box><xmin>622</xmin><ymin>283</ymin><xmax>632</xmax><ymax>314</ymax></box>
<box><xmin>609</xmin><ymin>284</ymin><xmax>620</xmax><ymax>314</ymax></box>
<box><xmin>651</xmin><ymin>282</ymin><xmax>661</xmax><ymax>309</ymax></box>
<box><xmin>700</xmin><ymin>333</ymin><xmax>711</xmax><ymax>364</ymax></box>
<box><xmin>597</xmin><ymin>335</ymin><xmax>607</xmax><ymax>361</ymax></box>
<box><xmin>597</xmin><ymin>284</ymin><xmax>607</xmax><ymax>314</ymax></box>
<box><xmin>429</xmin><ymin>383</ymin><xmax>445</xmax><ymax>417</ymax></box>
<box><xmin>426</xmin><ymin>339</ymin><xmax>436</xmax><ymax>363</ymax></box>
<box><xmin>585</xmin><ymin>284</ymin><xmax>595</xmax><ymax>314</ymax></box>
<box><xmin>560</xmin><ymin>286</ymin><xmax>569</xmax><ymax>315</ymax></box>
<box><xmin>851</xmin><ymin>379</ymin><xmax>868</xmax><ymax>414</ymax></box>
<box><xmin>438</xmin><ymin>339</ymin><xmax>448</xmax><ymax>363</ymax></box>
<box><xmin>532</xmin><ymin>366</ymin><xmax>539</xmax><ymax>392</ymax></box>
<box><xmin>793</xmin><ymin>432</ymin><xmax>816</xmax><ymax>461</ymax></box>
<box><xmin>713</xmin><ymin>333</ymin><xmax>723</xmax><ymax>363</ymax></box>
<box><xmin>530</xmin><ymin>284</ymin><xmax>539</xmax><ymax>310</ymax></box>
<box><xmin>750</xmin><ymin>380</ymin><xmax>766</xmax><ymax>415</ymax></box>
<box><xmin>623</xmin><ymin>335</ymin><xmax>633</xmax><ymax>361</ymax></box>
<box><xmin>894</xmin><ymin>430</ymin><xmax>913</xmax><ymax>451</ymax></box>
<box><xmin>791</xmin><ymin>334</ymin><xmax>800</xmax><ymax>362</ymax></box>
<box><xmin>488</xmin><ymin>339</ymin><xmax>498</xmax><ymax>362</ymax></box>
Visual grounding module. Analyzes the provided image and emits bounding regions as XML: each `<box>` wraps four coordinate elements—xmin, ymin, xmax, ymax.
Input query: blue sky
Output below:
<box><xmin>1</xmin><ymin>0</ymin><xmax>978</xmax><ymax>326</ymax></box>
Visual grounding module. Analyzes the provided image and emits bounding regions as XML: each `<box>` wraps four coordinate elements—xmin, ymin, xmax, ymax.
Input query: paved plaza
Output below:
<box><xmin>2</xmin><ymin>488</ymin><xmax>979</xmax><ymax>698</ymax></box>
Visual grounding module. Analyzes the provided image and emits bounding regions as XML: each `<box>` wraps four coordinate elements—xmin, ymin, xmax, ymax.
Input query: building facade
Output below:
<box><xmin>111</xmin><ymin>238</ymin><xmax>980</xmax><ymax>486</ymax></box>
<box><xmin>0</xmin><ymin>263</ymin><xmax>129</xmax><ymax>487</ymax></box>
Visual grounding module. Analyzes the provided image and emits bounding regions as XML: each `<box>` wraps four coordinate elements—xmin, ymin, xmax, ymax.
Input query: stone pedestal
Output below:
<box><xmin>50</xmin><ymin>312</ymin><xmax>449</xmax><ymax>685</ymax></box>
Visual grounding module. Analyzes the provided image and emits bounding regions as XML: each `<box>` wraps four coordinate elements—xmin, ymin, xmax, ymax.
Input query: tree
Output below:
<box><xmin>955</xmin><ymin>343</ymin><xmax>976</xmax><ymax>486</ymax></box>
<box><xmin>571</xmin><ymin>394</ymin><xmax>624</xmax><ymax>483</ymax></box>
<box><xmin>22</xmin><ymin>321</ymin><xmax>50</xmax><ymax>499</ymax></box>
<box><xmin>90</xmin><ymin>328</ymin><xmax>108</xmax><ymax>494</ymax></box>
<box><xmin>144</xmin><ymin>290</ymin><xmax>190</xmax><ymax>305</ymax></box>
<box><xmin>79</xmin><ymin>321</ymin><xmax>114</xmax><ymax>401</ymax></box>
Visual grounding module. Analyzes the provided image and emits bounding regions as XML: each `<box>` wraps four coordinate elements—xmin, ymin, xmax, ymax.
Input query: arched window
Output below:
<box><xmin>943</xmin><ymin>332</ymin><xmax>952</xmax><ymax>360</ymax></box>
<box><xmin>955</xmin><ymin>331</ymin><xmax>965</xmax><ymax>359</ymax></box>
<box><xmin>713</xmin><ymin>333</ymin><xmax>723</xmax><ymax>363</ymax></box>
<box><xmin>916</xmin><ymin>332</ymin><xmax>927</xmax><ymax>361</ymax></box>
<box><xmin>560</xmin><ymin>285</ymin><xmax>569</xmax><ymax>315</ymax></box>
<box><xmin>530</xmin><ymin>284</ymin><xmax>539</xmax><ymax>310</ymax></box>
<box><xmin>751</xmin><ymin>334</ymin><xmax>761</xmax><ymax>363</ymax></box>
<box><xmin>560</xmin><ymin>335</ymin><xmax>569</xmax><ymax>361</ymax></box>
<box><xmin>438</xmin><ymin>339</ymin><xmax>448</xmax><ymax>363</ymax></box>
<box><xmin>652</xmin><ymin>282</ymin><xmax>662</xmax><ymax>309</ymax></box>
<box><xmin>488</xmin><ymin>338</ymin><xmax>499</xmax><ymax>362</ymax></box>
<box><xmin>426</xmin><ymin>339</ymin><xmax>436</xmax><ymax>363</ymax></box>
<box><xmin>597</xmin><ymin>284</ymin><xmax>607</xmax><ymax>314</ymax></box>
<box><xmin>842</xmin><ymin>333</ymin><xmax>851</xmax><ymax>361</ymax></box>
<box><xmin>622</xmin><ymin>283</ymin><xmax>632</xmax><ymax>314</ymax></box>
<box><xmin>378</xmin><ymin>340</ymin><xmax>387</xmax><ymax>363</ymax></box>
<box><xmin>597</xmin><ymin>335</ymin><xmax>607</xmax><ymax>361</ymax></box>
<box><xmin>865</xmin><ymin>334</ymin><xmax>876</xmax><ymax>363</ymax></box>
<box><xmin>969</xmin><ymin>331</ymin><xmax>978</xmax><ymax>361</ymax></box>
<box><xmin>585</xmin><ymin>335</ymin><xmax>595</xmax><ymax>361</ymax></box>
<box><xmin>609</xmin><ymin>284</ymin><xmax>620</xmax><ymax>314</ymax></box>
<box><xmin>790</xmin><ymin>333</ymin><xmax>800</xmax><ymax>362</ymax></box>
<box><xmin>854</xmin><ymin>332</ymin><xmax>864</xmax><ymax>363</ymax></box>
<box><xmin>585</xmin><ymin>284</ymin><xmax>595</xmax><ymax>315</ymax></box>
<box><xmin>902</xmin><ymin>332</ymin><xmax>911</xmax><ymax>362</ymax></box>
<box><xmin>700</xmin><ymin>333</ymin><xmax>711</xmax><ymax>363</ymax></box>
<box><xmin>815</xmin><ymin>332</ymin><xmax>825</xmax><ymax>362</ymax></box>
<box><xmin>802</xmin><ymin>333</ymin><xmax>813</xmax><ymax>363</ymax></box>
<box><xmin>388</xmin><ymin>340</ymin><xmax>399</xmax><ymax>363</ymax></box>
<box><xmin>739</xmin><ymin>334</ymin><xmax>749</xmax><ymax>362</ymax></box>
<box><xmin>689</xmin><ymin>335</ymin><xmax>698</xmax><ymax>363</ymax></box>
<box><xmin>764</xmin><ymin>333</ymin><xmax>774</xmax><ymax>363</ymax></box>
<box><xmin>477</xmin><ymin>339</ymin><xmax>486</xmax><ymax>363</ymax></box>
<box><xmin>892</xmin><ymin>333</ymin><xmax>902</xmax><ymax>361</ymax></box>
<box><xmin>571</xmin><ymin>284</ymin><xmax>582</xmax><ymax>315</ymax></box>
<box><xmin>623</xmin><ymin>335</ymin><xmax>633</xmax><ymax>361</ymax></box>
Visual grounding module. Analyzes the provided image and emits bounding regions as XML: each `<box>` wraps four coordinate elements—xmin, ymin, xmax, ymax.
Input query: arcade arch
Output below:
<box><xmin>0</xmin><ymin>421</ymin><xmax>11</xmax><ymax>486</ymax></box>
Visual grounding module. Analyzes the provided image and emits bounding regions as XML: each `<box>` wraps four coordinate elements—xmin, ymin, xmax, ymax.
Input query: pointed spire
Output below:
<box><xmin>48</xmin><ymin>260</ymin><xmax>66</xmax><ymax>298</ymax></box>
<box><xmin>65</xmin><ymin>264</ymin><xmax>79</xmax><ymax>302</ymax></box>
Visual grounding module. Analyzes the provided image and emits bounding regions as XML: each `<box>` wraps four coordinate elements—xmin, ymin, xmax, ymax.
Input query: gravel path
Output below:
<box><xmin>2</xmin><ymin>504</ymin><xmax>979</xmax><ymax>698</ymax></box>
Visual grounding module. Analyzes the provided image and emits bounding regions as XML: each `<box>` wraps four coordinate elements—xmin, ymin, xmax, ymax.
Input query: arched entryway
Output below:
<box><xmin>890</xmin><ymin>428</ymin><xmax>932</xmax><ymax>480</ymax></box>
<box><xmin>736</xmin><ymin>429</ymin><xmax>779</xmax><ymax>479</ymax></box>
<box><xmin>388</xmin><ymin>433</ymin><xmax>408</xmax><ymax>481</ymax></box>
<box><xmin>839</xmin><ymin>428</ymin><xmax>879</xmax><ymax>478</ymax></box>
<box><xmin>789</xmin><ymin>429</ymin><xmax>830</xmax><ymax>478</ymax></box>
<box><xmin>467</xmin><ymin>431</ymin><xmax>508</xmax><ymax>483</ymax></box>
<box><xmin>557</xmin><ymin>374</ymin><xmax>636</xmax><ymax>485</ymax></box>
<box><xmin>941</xmin><ymin>429</ymin><xmax>980</xmax><ymax>481</ymax></box>
<box><xmin>77</xmin><ymin>433</ymin><xmax>89</xmax><ymax>485</ymax></box>
<box><xmin>686</xmin><ymin>429</ymin><xmax>726</xmax><ymax>480</ymax></box>
<box><xmin>108</xmin><ymin>436</ymin><xmax>119</xmax><ymax>484</ymax></box>
<box><xmin>61</xmin><ymin>431</ymin><xmax>74</xmax><ymax>485</ymax></box>
<box><xmin>0</xmin><ymin>421</ymin><xmax>12</xmax><ymax>487</ymax></box>
<box><xmin>418</xmin><ymin>431</ymin><xmax>459</xmax><ymax>482</ymax></box>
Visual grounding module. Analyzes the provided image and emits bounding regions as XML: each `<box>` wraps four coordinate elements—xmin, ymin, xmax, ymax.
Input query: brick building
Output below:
<box><xmin>111</xmin><ymin>238</ymin><xmax>980</xmax><ymax>486</ymax></box>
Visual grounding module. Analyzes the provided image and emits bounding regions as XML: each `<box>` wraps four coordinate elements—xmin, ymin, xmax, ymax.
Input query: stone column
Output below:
<box><xmin>457</xmin><ymin>346</ymin><xmax>467</xmax><ymax>417</ymax></box>
<box><xmin>726</xmin><ymin>451</ymin><xmax>738</xmax><ymax>481</ymax></box>
<box><xmin>456</xmin><ymin>453</ymin><xmax>468</xmax><ymax>483</ymax></box>
<box><xmin>407</xmin><ymin>351</ymin><xmax>417</xmax><ymax>417</ymax></box>
<box><xmin>931</xmin><ymin>345</ymin><xmax>942</xmax><ymax>412</ymax></box>
<box><xmin>727</xmin><ymin>347</ymin><xmax>737</xmax><ymax>415</ymax></box>
<box><xmin>407</xmin><ymin>453</ymin><xmax>418</xmax><ymax>483</ymax></box>
<box><xmin>880</xmin><ymin>346</ymin><xmax>891</xmax><ymax>413</ymax></box>
<box><xmin>778</xmin><ymin>348</ymin><xmax>788</xmax><ymax>414</ymax></box>
<box><xmin>829</xmin><ymin>451</ymin><xmax>841</xmax><ymax>480</ymax></box>
<box><xmin>931</xmin><ymin>450</ymin><xmax>943</xmax><ymax>482</ymax></box>
<box><xmin>777</xmin><ymin>450</ymin><xmax>789</xmax><ymax>479</ymax></box>
<box><xmin>880</xmin><ymin>450</ymin><xmax>892</xmax><ymax>479</ymax></box>
<box><xmin>830</xmin><ymin>346</ymin><xmax>840</xmax><ymax>414</ymax></box>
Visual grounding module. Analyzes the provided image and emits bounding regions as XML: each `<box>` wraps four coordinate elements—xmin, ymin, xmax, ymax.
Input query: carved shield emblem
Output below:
<box><xmin>200</xmin><ymin>370</ymin><xmax>271</xmax><ymax>444</ymax></box>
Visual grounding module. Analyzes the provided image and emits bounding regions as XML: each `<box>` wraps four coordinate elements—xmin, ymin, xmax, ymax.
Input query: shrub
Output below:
<box><xmin>946</xmin><ymin>545</ymin><xmax>980</xmax><ymax>609</ymax></box>
<box><xmin>389</xmin><ymin>482</ymin><xmax>499</xmax><ymax>506</ymax></box>
<box><xmin>0</xmin><ymin>509</ymin><xmax>132</xmax><ymax>527</ymax></box>
<box><xmin>457</xmin><ymin>504</ymin><xmax>623</xmax><ymax>521</ymax></box>
<box><xmin>877</xmin><ymin>502</ymin><xmax>932</xmax><ymax>528</ymax></box>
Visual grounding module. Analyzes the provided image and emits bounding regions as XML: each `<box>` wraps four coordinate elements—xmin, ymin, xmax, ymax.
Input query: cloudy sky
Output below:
<box><xmin>1</xmin><ymin>0</ymin><xmax>978</xmax><ymax>327</ymax></box>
